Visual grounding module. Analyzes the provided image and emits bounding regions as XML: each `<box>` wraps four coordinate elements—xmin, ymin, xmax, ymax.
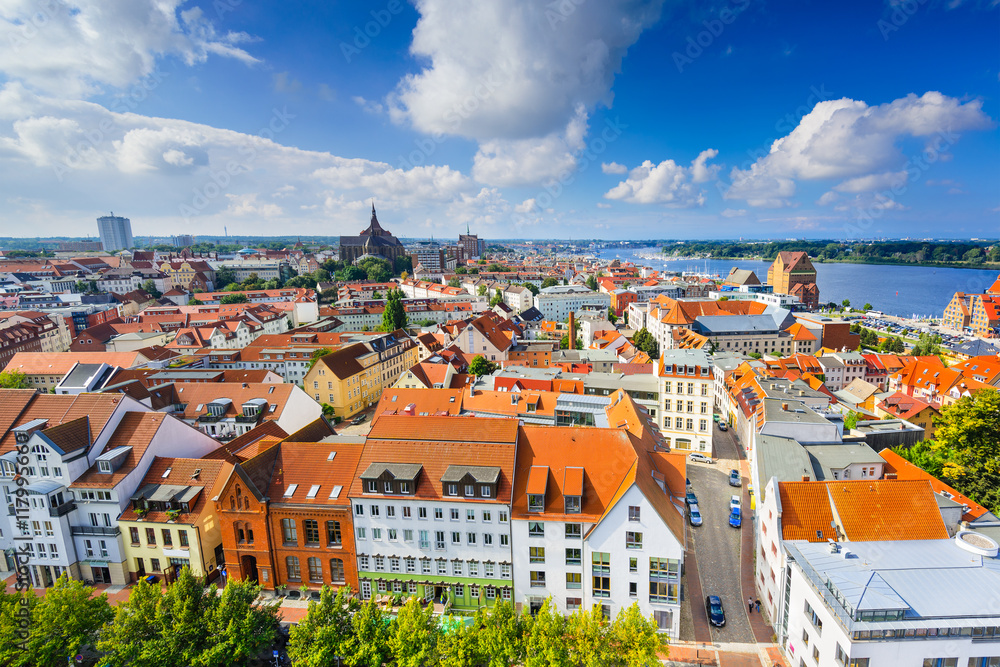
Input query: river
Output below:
<box><xmin>594</xmin><ymin>248</ymin><xmax>999</xmax><ymax>319</ymax></box>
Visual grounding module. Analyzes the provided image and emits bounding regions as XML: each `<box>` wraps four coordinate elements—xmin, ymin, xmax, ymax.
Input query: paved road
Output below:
<box><xmin>687</xmin><ymin>424</ymin><xmax>756</xmax><ymax>645</ymax></box>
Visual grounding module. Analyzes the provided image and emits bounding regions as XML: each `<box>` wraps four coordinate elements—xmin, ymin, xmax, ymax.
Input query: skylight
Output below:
<box><xmin>284</xmin><ymin>484</ymin><xmax>297</xmax><ymax>498</ymax></box>
<box><xmin>306</xmin><ymin>485</ymin><xmax>320</xmax><ymax>499</ymax></box>
<box><xmin>162</xmin><ymin>468</ymin><xmax>172</xmax><ymax>478</ymax></box>
<box><xmin>329</xmin><ymin>485</ymin><xmax>343</xmax><ymax>499</ymax></box>
<box><xmin>327</xmin><ymin>452</ymin><xmax>337</xmax><ymax>461</ymax></box>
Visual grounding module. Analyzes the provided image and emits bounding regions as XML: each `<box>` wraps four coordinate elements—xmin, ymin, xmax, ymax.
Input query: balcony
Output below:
<box><xmin>71</xmin><ymin>525</ymin><xmax>120</xmax><ymax>537</ymax></box>
<box><xmin>198</xmin><ymin>413</ymin><xmax>224</xmax><ymax>423</ymax></box>
<box><xmin>49</xmin><ymin>500</ymin><xmax>76</xmax><ymax>517</ymax></box>
<box><xmin>235</xmin><ymin>413</ymin><xmax>261</xmax><ymax>424</ymax></box>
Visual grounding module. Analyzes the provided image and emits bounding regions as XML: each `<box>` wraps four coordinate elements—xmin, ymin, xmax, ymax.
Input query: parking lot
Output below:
<box><xmin>685</xmin><ymin>424</ymin><xmax>756</xmax><ymax>645</ymax></box>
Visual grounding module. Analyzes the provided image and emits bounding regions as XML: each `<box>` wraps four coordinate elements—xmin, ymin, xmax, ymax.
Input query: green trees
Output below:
<box><xmin>522</xmin><ymin>282</ymin><xmax>539</xmax><ymax>296</ymax></box>
<box><xmin>0</xmin><ymin>370</ymin><xmax>30</xmax><ymax>389</ymax></box>
<box><xmin>220</xmin><ymin>292</ymin><xmax>249</xmax><ymax>304</ymax></box>
<box><xmin>525</xmin><ymin>600</ymin><xmax>569</xmax><ymax>667</ymax></box>
<box><xmin>478</xmin><ymin>285</ymin><xmax>489</xmax><ymax>296</ymax></box>
<box><xmin>469</xmin><ymin>355</ymin><xmax>499</xmax><ymax>376</ymax></box>
<box><xmin>489</xmin><ymin>289</ymin><xmax>504</xmax><ymax>308</ymax></box>
<box><xmin>380</xmin><ymin>289</ymin><xmax>408</xmax><ymax>332</ymax></box>
<box><xmin>289</xmin><ymin>586</ymin><xmax>359</xmax><ymax>667</ymax></box>
<box><xmin>390</xmin><ymin>597</ymin><xmax>439</xmax><ymax>666</ymax></box>
<box><xmin>215</xmin><ymin>266</ymin><xmax>237</xmax><ymax>288</ymax></box>
<box><xmin>140</xmin><ymin>279</ymin><xmax>162</xmax><ymax>298</ymax></box>
<box><xmin>308</xmin><ymin>348</ymin><xmax>333</xmax><ymax>372</ymax></box>
<box><xmin>541</xmin><ymin>277</ymin><xmax>560</xmax><ymax>289</ymax></box>
<box><xmin>358</xmin><ymin>257</ymin><xmax>393</xmax><ymax>283</ymax></box>
<box><xmin>447</xmin><ymin>277</ymin><xmax>461</xmax><ymax>288</ymax></box>
<box><xmin>910</xmin><ymin>332</ymin><xmax>942</xmax><ymax>357</ymax></box>
<box><xmin>586</xmin><ymin>275</ymin><xmax>598</xmax><ymax>291</ymax></box>
<box><xmin>607</xmin><ymin>308</ymin><xmax>618</xmax><ymax>325</ymax></box>
<box><xmin>98</xmin><ymin>568</ymin><xmax>279</xmax><ymax>667</ymax></box>
<box><xmin>342</xmin><ymin>599</ymin><xmax>392</xmax><ymax>667</ymax></box>
<box><xmin>631</xmin><ymin>328</ymin><xmax>659</xmax><ymax>359</ymax></box>
<box><xmin>894</xmin><ymin>389</ymin><xmax>1000</xmax><ymax>514</ymax></box>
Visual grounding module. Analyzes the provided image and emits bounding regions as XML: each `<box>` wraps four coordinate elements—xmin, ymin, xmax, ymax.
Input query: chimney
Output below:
<box><xmin>781</xmin><ymin>402</ymin><xmax>789</xmax><ymax>411</ymax></box>
<box><xmin>884</xmin><ymin>472</ymin><xmax>897</xmax><ymax>480</ymax></box>
<box><xmin>568</xmin><ymin>311</ymin><xmax>576</xmax><ymax>349</ymax></box>
<box><xmin>404</xmin><ymin>403</ymin><xmax>416</xmax><ymax>416</ymax></box>
<box><xmin>801</xmin><ymin>475</ymin><xmax>810</xmax><ymax>482</ymax></box>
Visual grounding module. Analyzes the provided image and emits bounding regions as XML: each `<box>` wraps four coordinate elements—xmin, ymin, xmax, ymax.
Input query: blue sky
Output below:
<box><xmin>0</xmin><ymin>0</ymin><xmax>997</xmax><ymax>241</ymax></box>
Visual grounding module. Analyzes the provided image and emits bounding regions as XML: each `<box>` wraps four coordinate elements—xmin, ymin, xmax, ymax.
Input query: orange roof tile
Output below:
<box><xmin>119</xmin><ymin>456</ymin><xmax>230</xmax><ymax>522</ymax></box>
<box><xmin>526</xmin><ymin>466</ymin><xmax>550</xmax><ymax>495</ymax></box>
<box><xmin>879</xmin><ymin>449</ymin><xmax>990</xmax><ymax>522</ymax></box>
<box><xmin>827</xmin><ymin>479</ymin><xmax>948</xmax><ymax>541</ymax></box>
<box><xmin>778</xmin><ymin>482</ymin><xmax>837</xmax><ymax>542</ymax></box>
<box><xmin>267</xmin><ymin>441</ymin><xmax>365</xmax><ymax>505</ymax></box>
<box><xmin>367</xmin><ymin>414</ymin><xmax>518</xmax><ymax>444</ymax></box>
<box><xmin>73</xmin><ymin>412</ymin><xmax>170</xmax><ymax>487</ymax></box>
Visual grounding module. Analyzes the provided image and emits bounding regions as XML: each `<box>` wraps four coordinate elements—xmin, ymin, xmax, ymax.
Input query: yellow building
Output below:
<box><xmin>120</xmin><ymin>457</ymin><xmax>231</xmax><ymax>583</ymax></box>
<box><xmin>303</xmin><ymin>329</ymin><xmax>417</xmax><ymax>420</ymax></box>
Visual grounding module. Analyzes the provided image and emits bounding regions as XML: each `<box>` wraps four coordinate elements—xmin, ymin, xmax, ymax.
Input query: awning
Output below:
<box><xmin>25</xmin><ymin>479</ymin><xmax>63</xmax><ymax>494</ymax></box>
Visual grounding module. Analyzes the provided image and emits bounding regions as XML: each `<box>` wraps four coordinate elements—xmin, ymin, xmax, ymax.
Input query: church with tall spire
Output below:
<box><xmin>338</xmin><ymin>202</ymin><xmax>406</xmax><ymax>265</ymax></box>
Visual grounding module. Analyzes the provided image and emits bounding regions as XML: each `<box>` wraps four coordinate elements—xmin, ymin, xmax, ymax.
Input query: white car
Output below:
<box><xmin>688</xmin><ymin>453</ymin><xmax>713</xmax><ymax>464</ymax></box>
<box><xmin>730</xmin><ymin>495</ymin><xmax>741</xmax><ymax>511</ymax></box>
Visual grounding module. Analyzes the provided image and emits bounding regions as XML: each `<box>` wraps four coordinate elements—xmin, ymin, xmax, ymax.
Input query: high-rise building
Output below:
<box><xmin>459</xmin><ymin>225</ymin><xmax>484</xmax><ymax>260</ymax></box>
<box><xmin>767</xmin><ymin>251</ymin><xmax>819</xmax><ymax>310</ymax></box>
<box><xmin>96</xmin><ymin>213</ymin><xmax>134</xmax><ymax>252</ymax></box>
<box><xmin>172</xmin><ymin>234</ymin><xmax>195</xmax><ymax>247</ymax></box>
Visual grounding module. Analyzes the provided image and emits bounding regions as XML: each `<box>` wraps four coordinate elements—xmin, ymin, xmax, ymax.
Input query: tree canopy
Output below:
<box><xmin>631</xmin><ymin>328</ymin><xmax>659</xmax><ymax>359</ymax></box>
<box><xmin>469</xmin><ymin>355</ymin><xmax>499</xmax><ymax>376</ymax></box>
<box><xmin>0</xmin><ymin>370</ymin><xmax>30</xmax><ymax>389</ymax></box>
<box><xmin>380</xmin><ymin>289</ymin><xmax>408</xmax><ymax>332</ymax></box>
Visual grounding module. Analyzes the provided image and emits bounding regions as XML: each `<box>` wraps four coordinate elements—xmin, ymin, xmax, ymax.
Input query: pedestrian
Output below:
<box><xmin>756</xmin><ymin>598</ymin><xmax>761</xmax><ymax>613</ymax></box>
<box><xmin>748</xmin><ymin>598</ymin><xmax>753</xmax><ymax>613</ymax></box>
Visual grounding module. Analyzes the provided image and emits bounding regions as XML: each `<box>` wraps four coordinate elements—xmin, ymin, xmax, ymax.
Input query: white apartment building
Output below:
<box><xmin>348</xmin><ymin>416</ymin><xmax>518</xmax><ymax>611</ymax></box>
<box><xmin>657</xmin><ymin>349</ymin><xmax>714</xmax><ymax>454</ymax></box>
<box><xmin>513</xmin><ymin>394</ymin><xmax>686</xmax><ymax>636</ymax></box>
<box><xmin>0</xmin><ymin>392</ymin><xmax>217</xmax><ymax>587</ymax></box>
<box><xmin>533</xmin><ymin>285</ymin><xmax>611</xmax><ymax>322</ymax></box>
<box><xmin>503</xmin><ymin>285</ymin><xmax>534</xmax><ymax>313</ymax></box>
<box><xmin>779</xmin><ymin>535</ymin><xmax>1000</xmax><ymax>667</ymax></box>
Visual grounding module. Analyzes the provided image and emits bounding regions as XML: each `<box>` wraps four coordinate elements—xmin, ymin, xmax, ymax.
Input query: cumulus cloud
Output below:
<box><xmin>603</xmin><ymin>150</ymin><xmax>718</xmax><ymax>206</ymax></box>
<box><xmin>816</xmin><ymin>191</ymin><xmax>839</xmax><ymax>206</ymax></box>
<box><xmin>472</xmin><ymin>106</ymin><xmax>587</xmax><ymax>186</ymax></box>
<box><xmin>515</xmin><ymin>198</ymin><xmax>537</xmax><ymax>214</ymax></box>
<box><xmin>0</xmin><ymin>83</ymin><xmax>496</xmax><ymax>234</ymax></box>
<box><xmin>720</xmin><ymin>208</ymin><xmax>746</xmax><ymax>217</ymax></box>
<box><xmin>0</xmin><ymin>1</ymin><xmax>259</xmax><ymax>98</ymax></box>
<box><xmin>388</xmin><ymin>0</ymin><xmax>664</xmax><ymax>142</ymax></box>
<box><xmin>832</xmin><ymin>171</ymin><xmax>908</xmax><ymax>193</ymax></box>
<box><xmin>596</xmin><ymin>202</ymin><xmax>611</xmax><ymax>209</ymax></box>
<box><xmin>352</xmin><ymin>96</ymin><xmax>385</xmax><ymax>115</ymax></box>
<box><xmin>725</xmin><ymin>92</ymin><xmax>993</xmax><ymax>207</ymax></box>
<box><xmin>602</xmin><ymin>162</ymin><xmax>627</xmax><ymax>175</ymax></box>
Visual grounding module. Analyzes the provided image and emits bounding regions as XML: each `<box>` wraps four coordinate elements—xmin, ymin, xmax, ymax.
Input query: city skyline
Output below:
<box><xmin>0</xmin><ymin>1</ymin><xmax>997</xmax><ymax>241</ymax></box>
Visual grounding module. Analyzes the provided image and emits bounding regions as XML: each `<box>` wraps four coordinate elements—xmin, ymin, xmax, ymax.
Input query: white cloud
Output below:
<box><xmin>725</xmin><ymin>92</ymin><xmax>993</xmax><ymax>207</ymax></box>
<box><xmin>690</xmin><ymin>148</ymin><xmax>720</xmax><ymax>183</ymax></box>
<box><xmin>515</xmin><ymin>198</ymin><xmax>537</xmax><ymax>214</ymax></box>
<box><xmin>720</xmin><ymin>208</ymin><xmax>746</xmax><ymax>217</ymax></box>
<box><xmin>472</xmin><ymin>106</ymin><xmax>588</xmax><ymax>186</ymax></box>
<box><xmin>352</xmin><ymin>96</ymin><xmax>385</xmax><ymax>115</ymax></box>
<box><xmin>596</xmin><ymin>202</ymin><xmax>611</xmax><ymax>209</ymax></box>
<box><xmin>317</xmin><ymin>84</ymin><xmax>336</xmax><ymax>102</ymax></box>
<box><xmin>832</xmin><ymin>171</ymin><xmax>908</xmax><ymax>193</ymax></box>
<box><xmin>0</xmin><ymin>1</ymin><xmax>259</xmax><ymax>98</ymax></box>
<box><xmin>388</xmin><ymin>0</ymin><xmax>664</xmax><ymax>142</ymax></box>
<box><xmin>0</xmin><ymin>83</ymin><xmax>497</xmax><ymax>234</ymax></box>
<box><xmin>602</xmin><ymin>162</ymin><xmax>627</xmax><ymax>175</ymax></box>
<box><xmin>603</xmin><ymin>150</ymin><xmax>717</xmax><ymax>206</ymax></box>
<box><xmin>816</xmin><ymin>191</ymin><xmax>839</xmax><ymax>206</ymax></box>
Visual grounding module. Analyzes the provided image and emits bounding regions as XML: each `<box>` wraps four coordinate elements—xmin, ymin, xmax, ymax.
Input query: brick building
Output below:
<box><xmin>766</xmin><ymin>251</ymin><xmax>820</xmax><ymax>310</ymax></box>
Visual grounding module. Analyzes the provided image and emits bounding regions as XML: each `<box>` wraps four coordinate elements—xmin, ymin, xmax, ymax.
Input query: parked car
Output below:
<box><xmin>686</xmin><ymin>477</ymin><xmax>692</xmax><ymax>489</ymax></box>
<box><xmin>718</xmin><ymin>422</ymin><xmax>728</xmax><ymax>431</ymax></box>
<box><xmin>351</xmin><ymin>414</ymin><xmax>367</xmax><ymax>425</ymax></box>
<box><xmin>730</xmin><ymin>495</ymin><xmax>741</xmax><ymax>510</ymax></box>
<box><xmin>686</xmin><ymin>490</ymin><xmax>699</xmax><ymax>506</ymax></box>
<box><xmin>729</xmin><ymin>507</ymin><xmax>742</xmax><ymax>528</ymax></box>
<box><xmin>689</xmin><ymin>453</ymin><xmax>713</xmax><ymax>464</ymax></box>
<box><xmin>689</xmin><ymin>504</ymin><xmax>703</xmax><ymax>527</ymax></box>
<box><xmin>729</xmin><ymin>469</ymin><xmax>741</xmax><ymax>487</ymax></box>
<box><xmin>706</xmin><ymin>595</ymin><xmax>726</xmax><ymax>627</ymax></box>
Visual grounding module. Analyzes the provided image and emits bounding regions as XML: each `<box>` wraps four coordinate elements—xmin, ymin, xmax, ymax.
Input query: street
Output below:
<box><xmin>686</xmin><ymin>424</ymin><xmax>756</xmax><ymax>645</ymax></box>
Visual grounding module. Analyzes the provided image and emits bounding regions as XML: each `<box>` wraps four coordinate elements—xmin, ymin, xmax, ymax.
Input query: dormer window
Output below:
<box><xmin>399</xmin><ymin>482</ymin><xmax>410</xmax><ymax>494</ymax></box>
<box><xmin>367</xmin><ymin>480</ymin><xmax>377</xmax><ymax>493</ymax></box>
<box><xmin>383</xmin><ymin>481</ymin><xmax>393</xmax><ymax>493</ymax></box>
<box><xmin>447</xmin><ymin>484</ymin><xmax>458</xmax><ymax>496</ymax></box>
<box><xmin>464</xmin><ymin>484</ymin><xmax>475</xmax><ymax>496</ymax></box>
<box><xmin>528</xmin><ymin>494</ymin><xmax>544</xmax><ymax>512</ymax></box>
<box><xmin>480</xmin><ymin>485</ymin><xmax>491</xmax><ymax>498</ymax></box>
<box><xmin>564</xmin><ymin>495</ymin><xmax>581</xmax><ymax>513</ymax></box>
<box><xmin>98</xmin><ymin>460</ymin><xmax>112</xmax><ymax>474</ymax></box>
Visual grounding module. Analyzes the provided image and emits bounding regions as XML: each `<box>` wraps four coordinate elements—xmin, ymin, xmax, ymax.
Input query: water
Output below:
<box><xmin>594</xmin><ymin>248</ymin><xmax>999</xmax><ymax>319</ymax></box>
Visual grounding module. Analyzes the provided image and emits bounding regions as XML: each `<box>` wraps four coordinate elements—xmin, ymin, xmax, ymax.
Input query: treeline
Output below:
<box><xmin>892</xmin><ymin>389</ymin><xmax>1000</xmax><ymax>515</ymax></box>
<box><xmin>0</xmin><ymin>571</ymin><xmax>665</xmax><ymax>667</ymax></box>
<box><xmin>289</xmin><ymin>586</ymin><xmax>664</xmax><ymax>667</ymax></box>
<box><xmin>665</xmin><ymin>240</ymin><xmax>1000</xmax><ymax>266</ymax></box>
<box><xmin>214</xmin><ymin>256</ymin><xmax>412</xmax><ymax>299</ymax></box>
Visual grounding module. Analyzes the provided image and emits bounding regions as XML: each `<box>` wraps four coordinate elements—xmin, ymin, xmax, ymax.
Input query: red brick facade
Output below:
<box><xmin>269</xmin><ymin>507</ymin><xmax>356</xmax><ymax>592</ymax></box>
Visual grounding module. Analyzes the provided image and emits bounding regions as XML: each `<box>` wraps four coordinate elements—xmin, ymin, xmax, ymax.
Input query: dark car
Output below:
<box><xmin>729</xmin><ymin>469</ymin><xmax>741</xmax><ymax>487</ymax></box>
<box><xmin>729</xmin><ymin>507</ymin><xmax>742</xmax><ymax>528</ymax></box>
<box><xmin>351</xmin><ymin>414</ymin><xmax>367</xmax><ymax>425</ymax></box>
<box><xmin>706</xmin><ymin>595</ymin><xmax>726</xmax><ymax>627</ymax></box>
<box><xmin>685</xmin><ymin>490</ymin><xmax>698</xmax><ymax>506</ymax></box>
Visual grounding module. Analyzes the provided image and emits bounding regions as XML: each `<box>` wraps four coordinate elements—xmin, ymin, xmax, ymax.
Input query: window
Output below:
<box><xmin>530</xmin><ymin>571</ymin><xmax>546</xmax><ymax>588</ymax></box>
<box><xmin>400</xmin><ymin>481</ymin><xmax>410</xmax><ymax>494</ymax></box>
<box><xmin>436</xmin><ymin>531</ymin><xmax>446</xmax><ymax>549</ymax></box>
<box><xmin>162</xmin><ymin>529</ymin><xmax>172</xmax><ymax>547</ymax></box>
<box><xmin>467</xmin><ymin>532</ymin><xmax>477</xmax><ymax>546</ymax></box>
<box><xmin>450</xmin><ymin>508</ymin><xmax>459</xmax><ymax>521</ymax></box>
<box><xmin>629</xmin><ymin>582</ymin><xmax>637</xmax><ymax>597</ymax></box>
<box><xmin>286</xmin><ymin>556</ymin><xmax>301</xmax><ymax>580</ymax></box>
<box><xmin>565</xmin><ymin>523</ymin><xmax>582</xmax><ymax>539</ymax></box>
<box><xmin>403</xmin><ymin>529</ymin><xmax>413</xmax><ymax>542</ymax></box>
<box><xmin>527</xmin><ymin>494</ymin><xmax>544</xmax><ymax>511</ymax></box>
<box><xmin>567</xmin><ymin>597</ymin><xmax>581</xmax><ymax>611</ymax></box>
<box><xmin>358</xmin><ymin>555</ymin><xmax>370</xmax><ymax>570</ymax></box>
<box><xmin>565</xmin><ymin>548</ymin><xmax>581</xmax><ymax>566</ymax></box>
<box><xmin>356</xmin><ymin>527</ymin><xmax>366</xmax><ymax>540</ymax></box>
<box><xmin>371</xmin><ymin>528</ymin><xmax>382</xmax><ymax>540</ymax></box>
<box><xmin>835</xmin><ymin>644</ymin><xmax>848</xmax><ymax>666</ymax></box>
<box><xmin>451</xmin><ymin>531</ymin><xmax>461</xmax><ymax>545</ymax></box>
<box><xmin>304</xmin><ymin>519</ymin><xmax>320</xmax><ymax>545</ymax></box>
<box><xmin>374</xmin><ymin>556</ymin><xmax>385</xmax><ymax>572</ymax></box>
<box><xmin>281</xmin><ymin>518</ymin><xmax>297</xmax><ymax>545</ymax></box>
<box><xmin>388</xmin><ymin>529</ymin><xmax>398</xmax><ymax>541</ymax></box>
<box><xmin>390</xmin><ymin>557</ymin><xmax>400</xmax><ymax>572</ymax></box>
<box><xmin>481</xmin><ymin>485</ymin><xmax>492</xmax><ymax>498</ymax></box>
<box><xmin>564</xmin><ymin>495</ymin><xmax>581</xmax><ymax>513</ymax></box>
<box><xmin>329</xmin><ymin>558</ymin><xmax>345</xmax><ymax>582</ymax></box>
<box><xmin>499</xmin><ymin>510</ymin><xmax>508</xmax><ymax>523</ymax></box>
<box><xmin>501</xmin><ymin>562</ymin><xmax>511</xmax><ymax>578</ymax></box>
<box><xmin>465</xmin><ymin>484</ymin><xmax>475</xmax><ymax>496</ymax></box>
<box><xmin>421</xmin><ymin>559</ymin><xmax>432</xmax><ymax>574</ymax></box>
<box><xmin>145</xmin><ymin>528</ymin><xmax>156</xmax><ymax>545</ymax></box>
<box><xmin>179</xmin><ymin>530</ymin><xmax>189</xmax><ymax>547</ymax></box>
<box><xmin>370</xmin><ymin>505</ymin><xmax>380</xmax><ymax>517</ymax></box>
<box><xmin>354</xmin><ymin>504</ymin><xmax>364</xmax><ymax>516</ymax></box>
<box><xmin>386</xmin><ymin>505</ymin><xmax>396</xmax><ymax>518</ymax></box>
<box><xmin>447</xmin><ymin>484</ymin><xmax>458</xmax><ymax>496</ymax></box>
<box><xmin>529</xmin><ymin>547</ymin><xmax>545</xmax><ymax>563</ymax></box>
<box><xmin>626</xmin><ymin>531</ymin><xmax>643</xmax><ymax>549</ymax></box>
<box><xmin>129</xmin><ymin>527</ymin><xmax>140</xmax><ymax>544</ymax></box>
<box><xmin>434</xmin><ymin>508</ymin><xmax>443</xmax><ymax>520</ymax></box>
<box><xmin>150</xmin><ymin>558</ymin><xmax>160</xmax><ymax>572</ymax></box>
<box><xmin>437</xmin><ymin>560</ymin><xmax>448</xmax><ymax>575</ymax></box>
<box><xmin>419</xmin><ymin>507</ymin><xmax>428</xmax><ymax>519</ymax></box>
<box><xmin>402</xmin><ymin>506</ymin><xmax>411</xmax><ymax>518</ymax></box>
<box><xmin>308</xmin><ymin>557</ymin><xmax>323</xmax><ymax>582</ymax></box>
<box><xmin>482</xmin><ymin>510</ymin><xmax>491</xmax><ymax>522</ymax></box>
<box><xmin>528</xmin><ymin>521</ymin><xmax>544</xmax><ymax>537</ymax></box>
<box><xmin>922</xmin><ymin>661</ymin><xmax>958</xmax><ymax>667</ymax></box>
<box><xmin>485</xmin><ymin>562</ymin><xmax>495</xmax><ymax>577</ymax></box>
<box><xmin>628</xmin><ymin>506</ymin><xmax>641</xmax><ymax>521</ymax></box>
<box><xmin>805</xmin><ymin>600</ymin><xmax>823</xmax><ymax>633</ymax></box>
<box><xmin>630</xmin><ymin>557</ymin><xmax>638</xmax><ymax>573</ymax></box>
<box><xmin>802</xmin><ymin>629</ymin><xmax>810</xmax><ymax>646</ymax></box>
<box><xmin>593</xmin><ymin>574</ymin><xmax>610</xmax><ymax>598</ymax></box>
<box><xmin>500</xmin><ymin>534</ymin><xmax>509</xmax><ymax>547</ymax></box>
<box><xmin>468</xmin><ymin>561</ymin><xmax>478</xmax><ymax>576</ymax></box>
<box><xmin>327</xmin><ymin>521</ymin><xmax>342</xmax><ymax>545</ymax></box>
<box><xmin>466</xmin><ymin>509</ymin><xmax>476</xmax><ymax>521</ymax></box>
